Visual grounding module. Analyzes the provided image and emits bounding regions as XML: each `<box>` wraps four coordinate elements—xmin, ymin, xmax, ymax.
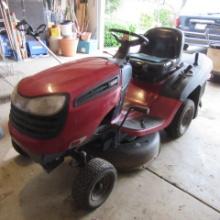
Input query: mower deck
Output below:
<box><xmin>83</xmin><ymin>132</ymin><xmax>160</xmax><ymax>171</ymax></box>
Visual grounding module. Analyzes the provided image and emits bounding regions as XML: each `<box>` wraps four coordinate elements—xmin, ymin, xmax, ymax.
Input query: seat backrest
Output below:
<box><xmin>139</xmin><ymin>27</ymin><xmax>184</xmax><ymax>60</ymax></box>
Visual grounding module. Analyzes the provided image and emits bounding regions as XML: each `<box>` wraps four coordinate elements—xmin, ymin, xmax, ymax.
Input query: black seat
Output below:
<box><xmin>129</xmin><ymin>27</ymin><xmax>184</xmax><ymax>82</ymax></box>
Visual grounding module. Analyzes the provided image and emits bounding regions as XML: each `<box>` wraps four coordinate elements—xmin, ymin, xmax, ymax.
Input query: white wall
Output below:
<box><xmin>88</xmin><ymin>0</ymin><xmax>98</xmax><ymax>38</ymax></box>
<box><xmin>88</xmin><ymin>0</ymin><xmax>105</xmax><ymax>50</ymax></box>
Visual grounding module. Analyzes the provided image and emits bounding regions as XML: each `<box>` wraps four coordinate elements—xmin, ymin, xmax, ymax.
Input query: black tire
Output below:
<box><xmin>72</xmin><ymin>158</ymin><xmax>117</xmax><ymax>210</ymax></box>
<box><xmin>11</xmin><ymin>140</ymin><xmax>30</xmax><ymax>158</ymax></box>
<box><xmin>166</xmin><ymin>99</ymin><xmax>195</xmax><ymax>139</ymax></box>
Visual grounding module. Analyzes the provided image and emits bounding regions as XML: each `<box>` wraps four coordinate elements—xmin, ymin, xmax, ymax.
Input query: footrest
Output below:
<box><xmin>122</xmin><ymin>115</ymin><xmax>164</xmax><ymax>130</ymax></box>
<box><xmin>115</xmin><ymin>114</ymin><xmax>164</xmax><ymax>136</ymax></box>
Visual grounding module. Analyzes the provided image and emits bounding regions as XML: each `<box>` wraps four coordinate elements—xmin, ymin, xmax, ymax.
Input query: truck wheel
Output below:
<box><xmin>11</xmin><ymin>140</ymin><xmax>30</xmax><ymax>158</ymax></box>
<box><xmin>166</xmin><ymin>99</ymin><xmax>195</xmax><ymax>139</ymax></box>
<box><xmin>72</xmin><ymin>158</ymin><xmax>117</xmax><ymax>210</ymax></box>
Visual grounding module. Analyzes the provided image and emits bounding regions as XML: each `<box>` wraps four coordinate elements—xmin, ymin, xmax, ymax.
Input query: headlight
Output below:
<box><xmin>11</xmin><ymin>86</ymin><xmax>66</xmax><ymax>116</ymax></box>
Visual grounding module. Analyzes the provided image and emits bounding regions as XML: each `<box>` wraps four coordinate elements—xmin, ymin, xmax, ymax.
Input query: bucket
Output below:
<box><xmin>49</xmin><ymin>36</ymin><xmax>62</xmax><ymax>54</ymax></box>
<box><xmin>60</xmin><ymin>37</ymin><xmax>79</xmax><ymax>56</ymax></box>
<box><xmin>60</xmin><ymin>20</ymin><xmax>75</xmax><ymax>37</ymax></box>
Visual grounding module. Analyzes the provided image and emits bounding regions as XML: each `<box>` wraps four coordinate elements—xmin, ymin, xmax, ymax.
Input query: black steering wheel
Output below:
<box><xmin>16</xmin><ymin>19</ymin><xmax>46</xmax><ymax>38</ymax></box>
<box><xmin>109</xmin><ymin>28</ymin><xmax>149</xmax><ymax>46</ymax></box>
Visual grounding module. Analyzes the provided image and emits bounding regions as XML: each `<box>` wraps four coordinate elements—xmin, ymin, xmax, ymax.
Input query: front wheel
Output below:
<box><xmin>72</xmin><ymin>158</ymin><xmax>117</xmax><ymax>210</ymax></box>
<box><xmin>166</xmin><ymin>99</ymin><xmax>195</xmax><ymax>139</ymax></box>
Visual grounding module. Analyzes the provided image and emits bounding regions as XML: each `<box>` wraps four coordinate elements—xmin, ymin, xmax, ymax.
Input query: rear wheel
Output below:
<box><xmin>11</xmin><ymin>140</ymin><xmax>30</xmax><ymax>158</ymax></box>
<box><xmin>166</xmin><ymin>99</ymin><xmax>195</xmax><ymax>139</ymax></box>
<box><xmin>72</xmin><ymin>158</ymin><xmax>117</xmax><ymax>210</ymax></box>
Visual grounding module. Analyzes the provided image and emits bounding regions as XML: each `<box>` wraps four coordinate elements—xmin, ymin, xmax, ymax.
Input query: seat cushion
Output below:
<box><xmin>129</xmin><ymin>53</ymin><xmax>174</xmax><ymax>83</ymax></box>
<box><xmin>128</xmin><ymin>53</ymin><xmax>168</xmax><ymax>63</ymax></box>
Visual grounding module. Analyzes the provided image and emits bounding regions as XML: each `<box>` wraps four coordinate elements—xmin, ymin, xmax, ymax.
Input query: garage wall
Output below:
<box><xmin>7</xmin><ymin>0</ymin><xmax>103</xmax><ymax>48</ymax></box>
<box><xmin>8</xmin><ymin>0</ymin><xmax>46</xmax><ymax>30</ymax></box>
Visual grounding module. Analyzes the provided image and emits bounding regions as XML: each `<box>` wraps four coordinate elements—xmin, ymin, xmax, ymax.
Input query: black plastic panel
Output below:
<box><xmin>76</xmin><ymin>77</ymin><xmax>119</xmax><ymax>106</ymax></box>
<box><xmin>10</xmin><ymin>104</ymin><xmax>67</xmax><ymax>139</ymax></box>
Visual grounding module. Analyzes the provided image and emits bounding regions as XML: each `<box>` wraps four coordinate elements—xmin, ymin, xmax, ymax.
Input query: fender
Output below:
<box><xmin>160</xmin><ymin>53</ymin><xmax>212</xmax><ymax>102</ymax></box>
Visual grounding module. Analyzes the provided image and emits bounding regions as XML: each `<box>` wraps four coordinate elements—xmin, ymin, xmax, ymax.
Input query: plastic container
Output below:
<box><xmin>49</xmin><ymin>25</ymin><xmax>61</xmax><ymax>37</ymax></box>
<box><xmin>26</xmin><ymin>40</ymin><xmax>48</xmax><ymax>57</ymax></box>
<box><xmin>0</xmin><ymin>34</ymin><xmax>13</xmax><ymax>57</ymax></box>
<box><xmin>60</xmin><ymin>37</ymin><xmax>79</xmax><ymax>56</ymax></box>
<box><xmin>61</xmin><ymin>21</ymin><xmax>74</xmax><ymax>37</ymax></box>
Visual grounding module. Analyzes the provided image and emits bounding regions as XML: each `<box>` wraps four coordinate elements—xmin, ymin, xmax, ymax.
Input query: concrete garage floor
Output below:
<box><xmin>0</xmin><ymin>56</ymin><xmax>220</xmax><ymax>220</ymax></box>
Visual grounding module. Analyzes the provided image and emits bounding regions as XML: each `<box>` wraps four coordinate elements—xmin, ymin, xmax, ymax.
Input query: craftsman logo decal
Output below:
<box><xmin>75</xmin><ymin>77</ymin><xmax>119</xmax><ymax>106</ymax></box>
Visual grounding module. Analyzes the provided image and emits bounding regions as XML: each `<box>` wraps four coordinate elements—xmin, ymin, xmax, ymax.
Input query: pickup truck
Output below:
<box><xmin>176</xmin><ymin>0</ymin><xmax>220</xmax><ymax>47</ymax></box>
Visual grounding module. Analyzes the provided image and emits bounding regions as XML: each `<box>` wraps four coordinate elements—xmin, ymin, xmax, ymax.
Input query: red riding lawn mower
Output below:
<box><xmin>8</xmin><ymin>21</ymin><xmax>212</xmax><ymax>209</ymax></box>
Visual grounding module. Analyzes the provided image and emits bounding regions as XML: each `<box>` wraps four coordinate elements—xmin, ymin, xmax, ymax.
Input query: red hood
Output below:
<box><xmin>18</xmin><ymin>57</ymin><xmax>120</xmax><ymax>98</ymax></box>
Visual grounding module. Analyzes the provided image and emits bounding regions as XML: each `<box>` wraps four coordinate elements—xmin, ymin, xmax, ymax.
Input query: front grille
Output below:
<box><xmin>10</xmin><ymin>104</ymin><xmax>67</xmax><ymax>139</ymax></box>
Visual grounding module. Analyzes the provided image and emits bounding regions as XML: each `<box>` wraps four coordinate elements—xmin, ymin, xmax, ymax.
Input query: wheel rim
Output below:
<box><xmin>180</xmin><ymin>108</ymin><xmax>194</xmax><ymax>134</ymax></box>
<box><xmin>89</xmin><ymin>172</ymin><xmax>115</xmax><ymax>207</ymax></box>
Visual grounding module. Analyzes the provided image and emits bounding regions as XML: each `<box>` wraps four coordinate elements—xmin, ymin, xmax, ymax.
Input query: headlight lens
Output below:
<box><xmin>11</xmin><ymin>86</ymin><xmax>66</xmax><ymax>116</ymax></box>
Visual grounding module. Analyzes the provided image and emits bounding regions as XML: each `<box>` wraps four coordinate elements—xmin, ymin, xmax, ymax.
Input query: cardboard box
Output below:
<box><xmin>77</xmin><ymin>40</ymin><xmax>97</xmax><ymax>54</ymax></box>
